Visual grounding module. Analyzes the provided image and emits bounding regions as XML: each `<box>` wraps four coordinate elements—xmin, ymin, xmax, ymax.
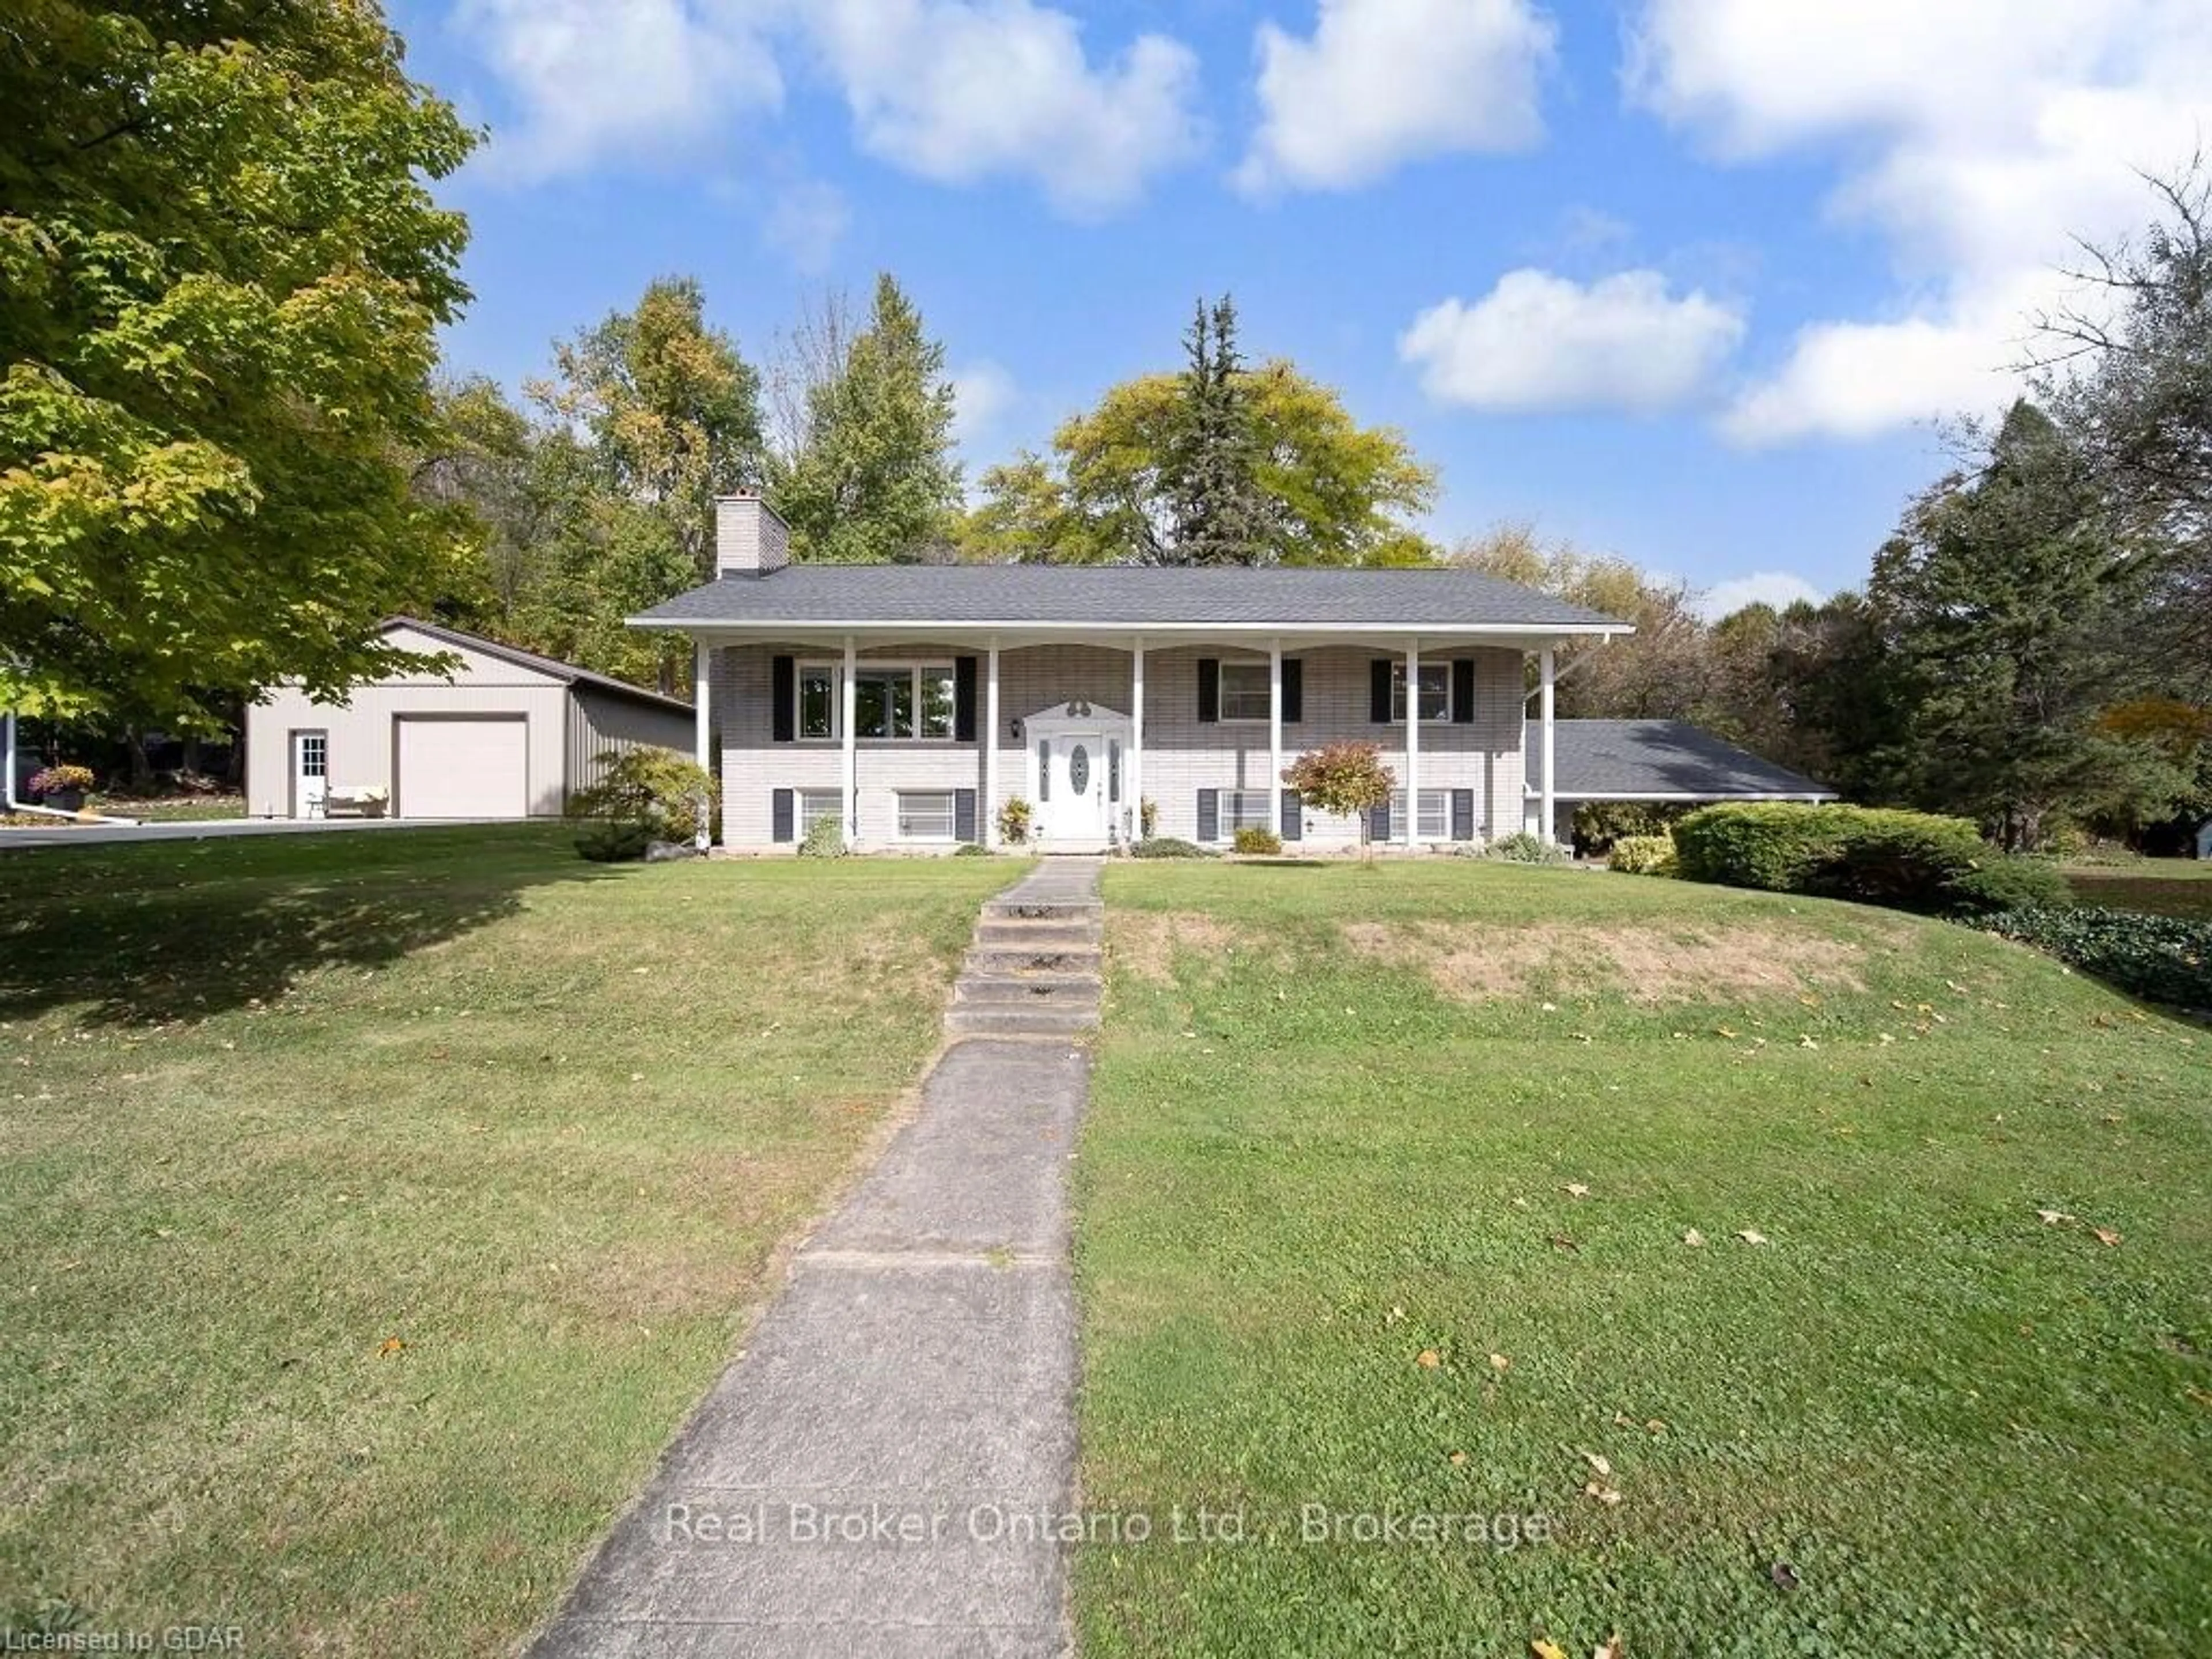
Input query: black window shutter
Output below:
<box><xmin>1367</xmin><ymin>800</ymin><xmax>1392</xmax><ymax>842</ymax></box>
<box><xmin>771</xmin><ymin>788</ymin><xmax>794</xmax><ymax>843</ymax></box>
<box><xmin>1369</xmin><ymin>658</ymin><xmax>1392</xmax><ymax>724</ymax></box>
<box><xmin>1452</xmin><ymin>788</ymin><xmax>1475</xmax><ymax>840</ymax></box>
<box><xmin>1281</xmin><ymin>658</ymin><xmax>1303</xmax><ymax>723</ymax></box>
<box><xmin>1281</xmin><ymin>789</ymin><xmax>1302</xmax><ymax>841</ymax></box>
<box><xmin>771</xmin><ymin>655</ymin><xmax>796</xmax><ymax>743</ymax></box>
<box><xmin>1196</xmin><ymin>789</ymin><xmax>1219</xmax><ymax>843</ymax></box>
<box><xmin>953</xmin><ymin>657</ymin><xmax>978</xmax><ymax>741</ymax></box>
<box><xmin>953</xmin><ymin>788</ymin><xmax>978</xmax><ymax>844</ymax></box>
<box><xmin>1197</xmin><ymin>658</ymin><xmax>1220</xmax><ymax>724</ymax></box>
<box><xmin>1452</xmin><ymin>658</ymin><xmax>1476</xmax><ymax>725</ymax></box>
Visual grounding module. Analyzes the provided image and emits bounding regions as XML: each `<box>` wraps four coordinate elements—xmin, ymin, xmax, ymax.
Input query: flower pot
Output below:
<box><xmin>44</xmin><ymin>789</ymin><xmax>84</xmax><ymax>813</ymax></box>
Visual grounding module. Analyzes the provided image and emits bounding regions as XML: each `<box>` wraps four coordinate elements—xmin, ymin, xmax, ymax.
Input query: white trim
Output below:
<box><xmin>840</xmin><ymin>637</ymin><xmax>857</xmax><ymax>838</ymax></box>
<box><xmin>1268</xmin><ymin>641</ymin><xmax>1283</xmax><ymax>841</ymax></box>
<box><xmin>1529</xmin><ymin>790</ymin><xmax>1840</xmax><ymax>802</ymax></box>
<box><xmin>630</xmin><ymin>616</ymin><xmax>1631</xmax><ymax>640</ymax></box>
<box><xmin>984</xmin><ymin>639</ymin><xmax>1001</xmax><ymax>849</ymax></box>
<box><xmin>1403</xmin><ymin>643</ymin><xmax>1419</xmax><ymax>847</ymax></box>
<box><xmin>1130</xmin><ymin>638</ymin><xmax>1145</xmax><ymax>842</ymax></box>
<box><xmin>1538</xmin><ymin>646</ymin><xmax>1556</xmax><ymax>846</ymax></box>
<box><xmin>694</xmin><ymin>641</ymin><xmax>712</xmax><ymax>850</ymax></box>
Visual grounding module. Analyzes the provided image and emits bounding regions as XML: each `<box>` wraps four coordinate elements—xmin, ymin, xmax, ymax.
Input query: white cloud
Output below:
<box><xmin>763</xmin><ymin>180</ymin><xmax>851</xmax><ymax>274</ymax></box>
<box><xmin>802</xmin><ymin>0</ymin><xmax>1204</xmax><ymax>217</ymax></box>
<box><xmin>1694</xmin><ymin>570</ymin><xmax>1826</xmax><ymax>621</ymax></box>
<box><xmin>1235</xmin><ymin>0</ymin><xmax>1556</xmax><ymax>193</ymax></box>
<box><xmin>949</xmin><ymin>361</ymin><xmax>1018</xmax><ymax>456</ymax></box>
<box><xmin>456</xmin><ymin>0</ymin><xmax>783</xmax><ymax>181</ymax></box>
<box><xmin>1627</xmin><ymin>0</ymin><xmax>2212</xmax><ymax>444</ymax></box>
<box><xmin>1400</xmin><ymin>268</ymin><xmax>1746</xmax><ymax>413</ymax></box>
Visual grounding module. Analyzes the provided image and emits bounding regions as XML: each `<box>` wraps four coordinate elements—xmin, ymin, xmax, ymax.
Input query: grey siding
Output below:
<box><xmin>713</xmin><ymin>640</ymin><xmax>1528</xmax><ymax>850</ymax></box>
<box><xmin>568</xmin><ymin>687</ymin><xmax>698</xmax><ymax>801</ymax></box>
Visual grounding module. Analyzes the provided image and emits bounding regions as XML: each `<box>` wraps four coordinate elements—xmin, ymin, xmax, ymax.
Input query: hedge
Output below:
<box><xmin>1979</xmin><ymin>907</ymin><xmax>2212</xmax><ymax>1012</ymax></box>
<box><xmin>1669</xmin><ymin>802</ymin><xmax>2071</xmax><ymax>917</ymax></box>
<box><xmin>1608</xmin><ymin>834</ymin><xmax>1677</xmax><ymax>876</ymax></box>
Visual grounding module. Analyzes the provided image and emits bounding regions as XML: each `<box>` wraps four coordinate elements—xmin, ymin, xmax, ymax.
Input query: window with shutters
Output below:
<box><xmin>896</xmin><ymin>791</ymin><xmax>955</xmax><ymax>840</ymax></box>
<box><xmin>1390</xmin><ymin>789</ymin><xmax>1450</xmax><ymax>839</ymax></box>
<box><xmin>794</xmin><ymin>661</ymin><xmax>957</xmax><ymax>740</ymax></box>
<box><xmin>798</xmin><ymin>790</ymin><xmax>844</xmax><ymax>833</ymax></box>
<box><xmin>1389</xmin><ymin>663</ymin><xmax>1452</xmax><ymax>723</ymax></box>
<box><xmin>1220</xmin><ymin>790</ymin><xmax>1274</xmax><ymax>834</ymax></box>
<box><xmin>1217</xmin><ymin>661</ymin><xmax>1271</xmax><ymax>722</ymax></box>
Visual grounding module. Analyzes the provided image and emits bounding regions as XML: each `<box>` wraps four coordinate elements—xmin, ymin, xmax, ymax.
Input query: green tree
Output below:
<box><xmin>0</xmin><ymin>0</ymin><xmax>477</xmax><ymax>723</ymax></box>
<box><xmin>972</xmin><ymin>358</ymin><xmax>1437</xmax><ymax>566</ymax></box>
<box><xmin>528</xmin><ymin>278</ymin><xmax>763</xmax><ymax>688</ymax></box>
<box><xmin>772</xmin><ymin>274</ymin><xmax>961</xmax><ymax>563</ymax></box>
<box><xmin>1165</xmin><ymin>296</ymin><xmax>1270</xmax><ymax>565</ymax></box>
<box><xmin>1872</xmin><ymin>401</ymin><xmax>2180</xmax><ymax>846</ymax></box>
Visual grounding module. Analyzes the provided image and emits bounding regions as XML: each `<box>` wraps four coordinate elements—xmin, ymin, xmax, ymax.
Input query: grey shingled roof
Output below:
<box><xmin>1529</xmin><ymin>719</ymin><xmax>1834</xmax><ymax>799</ymax></box>
<box><xmin>387</xmin><ymin>616</ymin><xmax>693</xmax><ymax>715</ymax></box>
<box><xmin>630</xmin><ymin>565</ymin><xmax>1627</xmax><ymax>631</ymax></box>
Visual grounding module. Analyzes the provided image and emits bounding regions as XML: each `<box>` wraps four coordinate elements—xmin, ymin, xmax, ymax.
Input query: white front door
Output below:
<box><xmin>1039</xmin><ymin>730</ymin><xmax>1106</xmax><ymax>843</ymax></box>
<box><xmin>291</xmin><ymin>731</ymin><xmax>328</xmax><ymax>819</ymax></box>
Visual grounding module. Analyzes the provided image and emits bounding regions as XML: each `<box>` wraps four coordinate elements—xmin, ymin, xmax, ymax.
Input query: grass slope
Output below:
<box><xmin>1076</xmin><ymin>862</ymin><xmax>2212</xmax><ymax>1658</ymax></box>
<box><xmin>0</xmin><ymin>829</ymin><xmax>1021</xmax><ymax>1654</ymax></box>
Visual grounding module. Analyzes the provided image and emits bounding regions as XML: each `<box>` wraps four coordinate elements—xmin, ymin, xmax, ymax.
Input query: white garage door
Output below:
<box><xmin>396</xmin><ymin>717</ymin><xmax>529</xmax><ymax>819</ymax></box>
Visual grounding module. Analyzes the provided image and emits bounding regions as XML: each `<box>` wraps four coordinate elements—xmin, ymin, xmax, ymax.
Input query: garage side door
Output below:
<box><xmin>396</xmin><ymin>717</ymin><xmax>528</xmax><ymax>819</ymax></box>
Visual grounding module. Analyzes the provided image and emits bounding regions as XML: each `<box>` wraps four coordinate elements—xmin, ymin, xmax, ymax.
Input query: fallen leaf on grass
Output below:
<box><xmin>2036</xmin><ymin>1209</ymin><xmax>2074</xmax><ymax>1226</ymax></box>
<box><xmin>1489</xmin><ymin>1352</ymin><xmax>1512</xmax><ymax>1372</ymax></box>
<box><xmin>1531</xmin><ymin>1642</ymin><xmax>1570</xmax><ymax>1659</ymax></box>
<box><xmin>1596</xmin><ymin>1638</ymin><xmax>1626</xmax><ymax>1659</ymax></box>
<box><xmin>1449</xmin><ymin>1450</ymin><xmax>1468</xmax><ymax>1466</ymax></box>
<box><xmin>1682</xmin><ymin>1228</ymin><xmax>1705</xmax><ymax>1247</ymax></box>
<box><xmin>1736</xmin><ymin>1229</ymin><xmax>1769</xmax><ymax>1246</ymax></box>
<box><xmin>1769</xmin><ymin>1560</ymin><xmax>1801</xmax><ymax>1592</ymax></box>
<box><xmin>1415</xmin><ymin>1349</ymin><xmax>1441</xmax><ymax>1369</ymax></box>
<box><xmin>1386</xmin><ymin>1304</ymin><xmax>1406</xmax><ymax>1324</ymax></box>
<box><xmin>377</xmin><ymin>1337</ymin><xmax>406</xmax><ymax>1357</ymax></box>
<box><xmin>1582</xmin><ymin>1480</ymin><xmax>1622</xmax><ymax>1506</ymax></box>
<box><xmin>2093</xmin><ymin>1227</ymin><xmax>2123</xmax><ymax>1247</ymax></box>
<box><xmin>1563</xmin><ymin>1183</ymin><xmax>1591</xmax><ymax>1199</ymax></box>
<box><xmin>1580</xmin><ymin>1449</ymin><xmax>1612</xmax><ymax>1476</ymax></box>
<box><xmin>1551</xmin><ymin>1233</ymin><xmax>1579</xmax><ymax>1253</ymax></box>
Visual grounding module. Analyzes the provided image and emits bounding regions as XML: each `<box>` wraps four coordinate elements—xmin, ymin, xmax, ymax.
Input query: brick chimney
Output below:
<box><xmin>715</xmin><ymin>490</ymin><xmax>790</xmax><ymax>577</ymax></box>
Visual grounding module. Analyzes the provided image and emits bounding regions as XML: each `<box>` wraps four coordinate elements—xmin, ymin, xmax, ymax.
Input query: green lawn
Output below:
<box><xmin>1074</xmin><ymin>862</ymin><xmax>2212</xmax><ymax>1657</ymax></box>
<box><xmin>2067</xmin><ymin>858</ymin><xmax>2212</xmax><ymax>921</ymax></box>
<box><xmin>0</xmin><ymin>830</ymin><xmax>1022</xmax><ymax>1654</ymax></box>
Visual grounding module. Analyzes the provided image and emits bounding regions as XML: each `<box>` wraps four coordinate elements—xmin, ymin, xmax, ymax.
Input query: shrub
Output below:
<box><xmin>1942</xmin><ymin>855</ymin><xmax>2074</xmax><ymax>916</ymax></box>
<box><xmin>575</xmin><ymin>819</ymin><xmax>652</xmax><ymax>863</ymax></box>
<box><xmin>797</xmin><ymin>816</ymin><xmax>847</xmax><ymax>858</ymax></box>
<box><xmin>1673</xmin><ymin>803</ymin><xmax>1997</xmax><ymax>912</ymax></box>
<box><xmin>566</xmin><ymin>749</ymin><xmax>718</xmax><ymax>844</ymax></box>
<box><xmin>1281</xmin><ymin>743</ymin><xmax>1395</xmax><ymax>853</ymax></box>
<box><xmin>997</xmin><ymin>797</ymin><xmax>1033</xmax><ymax>845</ymax></box>
<box><xmin>1609</xmin><ymin>834</ymin><xmax>1677</xmax><ymax>876</ymax></box>
<box><xmin>1571</xmin><ymin>800</ymin><xmax>1687</xmax><ymax>854</ymax></box>
<box><xmin>1128</xmin><ymin>836</ymin><xmax>1211</xmax><ymax>859</ymax></box>
<box><xmin>27</xmin><ymin>764</ymin><xmax>95</xmax><ymax>798</ymax></box>
<box><xmin>1979</xmin><ymin>907</ymin><xmax>2211</xmax><ymax>1011</ymax></box>
<box><xmin>1139</xmin><ymin>797</ymin><xmax>1158</xmax><ymax>838</ymax></box>
<box><xmin>953</xmin><ymin>842</ymin><xmax>994</xmax><ymax>857</ymax></box>
<box><xmin>1233</xmin><ymin>825</ymin><xmax>1283</xmax><ymax>855</ymax></box>
<box><xmin>1486</xmin><ymin>831</ymin><xmax>1570</xmax><ymax>865</ymax></box>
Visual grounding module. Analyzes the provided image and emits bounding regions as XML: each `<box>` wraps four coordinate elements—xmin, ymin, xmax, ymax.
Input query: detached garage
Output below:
<box><xmin>245</xmin><ymin>618</ymin><xmax>695</xmax><ymax>821</ymax></box>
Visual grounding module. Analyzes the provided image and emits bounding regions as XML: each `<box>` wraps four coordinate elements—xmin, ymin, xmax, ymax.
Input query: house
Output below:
<box><xmin>628</xmin><ymin>494</ymin><xmax>1639</xmax><ymax>853</ymax></box>
<box><xmin>1521</xmin><ymin>718</ymin><xmax>1836</xmax><ymax>842</ymax></box>
<box><xmin>244</xmin><ymin>618</ymin><xmax>694</xmax><ymax>820</ymax></box>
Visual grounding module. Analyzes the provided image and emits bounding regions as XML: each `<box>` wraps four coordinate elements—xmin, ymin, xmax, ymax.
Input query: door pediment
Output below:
<box><xmin>1024</xmin><ymin>700</ymin><xmax>1128</xmax><ymax>733</ymax></box>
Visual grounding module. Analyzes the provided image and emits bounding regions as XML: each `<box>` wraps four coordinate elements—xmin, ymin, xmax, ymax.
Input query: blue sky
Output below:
<box><xmin>387</xmin><ymin>0</ymin><xmax>2209</xmax><ymax>613</ymax></box>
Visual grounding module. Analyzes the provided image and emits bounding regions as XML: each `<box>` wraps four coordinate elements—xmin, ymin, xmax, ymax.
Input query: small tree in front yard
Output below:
<box><xmin>1283</xmin><ymin>742</ymin><xmax>1396</xmax><ymax>859</ymax></box>
<box><xmin>566</xmin><ymin>749</ymin><xmax>718</xmax><ymax>845</ymax></box>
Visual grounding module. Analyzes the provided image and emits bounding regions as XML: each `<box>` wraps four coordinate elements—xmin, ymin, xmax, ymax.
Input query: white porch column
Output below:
<box><xmin>1403</xmin><ymin>642</ymin><xmax>1420</xmax><ymax>847</ymax></box>
<box><xmin>984</xmin><ymin>638</ymin><xmax>1001</xmax><ymax>849</ymax></box>
<box><xmin>693</xmin><ymin>640</ymin><xmax>712</xmax><ymax>850</ymax></box>
<box><xmin>1268</xmin><ymin>639</ymin><xmax>1283</xmax><ymax>840</ymax></box>
<box><xmin>1130</xmin><ymin>636</ymin><xmax>1146</xmax><ymax>840</ymax></box>
<box><xmin>841</xmin><ymin>635</ymin><xmax>858</xmax><ymax>842</ymax></box>
<box><xmin>1539</xmin><ymin>645</ymin><xmax>1557</xmax><ymax>845</ymax></box>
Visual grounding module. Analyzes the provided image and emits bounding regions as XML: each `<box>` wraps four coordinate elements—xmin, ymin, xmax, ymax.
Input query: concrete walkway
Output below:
<box><xmin>531</xmin><ymin>858</ymin><xmax>1104</xmax><ymax>1658</ymax></box>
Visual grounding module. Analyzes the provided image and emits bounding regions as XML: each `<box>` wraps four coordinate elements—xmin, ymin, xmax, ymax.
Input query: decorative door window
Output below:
<box><xmin>1069</xmin><ymin>744</ymin><xmax>1090</xmax><ymax>794</ymax></box>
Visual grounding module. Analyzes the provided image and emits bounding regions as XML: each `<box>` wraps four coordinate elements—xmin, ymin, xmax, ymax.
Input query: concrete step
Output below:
<box><xmin>966</xmin><ymin>945</ymin><xmax>1103</xmax><ymax>976</ymax></box>
<box><xmin>945</xmin><ymin>1003</ymin><xmax>1099</xmax><ymax>1038</ymax></box>
<box><xmin>955</xmin><ymin>973</ymin><xmax>1101</xmax><ymax>1008</ymax></box>
<box><xmin>974</xmin><ymin>919</ymin><xmax>1099</xmax><ymax>949</ymax></box>
<box><xmin>983</xmin><ymin>898</ymin><xmax>1104</xmax><ymax>923</ymax></box>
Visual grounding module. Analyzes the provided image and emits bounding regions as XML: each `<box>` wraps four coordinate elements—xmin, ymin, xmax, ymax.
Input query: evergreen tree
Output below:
<box><xmin>1164</xmin><ymin>296</ymin><xmax>1270</xmax><ymax>565</ymax></box>
<box><xmin>775</xmin><ymin>274</ymin><xmax>962</xmax><ymax>563</ymax></box>
<box><xmin>1871</xmin><ymin>401</ymin><xmax>2180</xmax><ymax>846</ymax></box>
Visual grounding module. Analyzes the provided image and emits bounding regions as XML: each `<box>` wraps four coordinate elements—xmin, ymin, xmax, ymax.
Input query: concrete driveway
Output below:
<box><xmin>0</xmin><ymin>817</ymin><xmax>501</xmax><ymax>850</ymax></box>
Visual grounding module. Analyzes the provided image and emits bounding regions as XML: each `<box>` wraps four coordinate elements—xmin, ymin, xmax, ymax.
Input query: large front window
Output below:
<box><xmin>1391</xmin><ymin>662</ymin><xmax>1450</xmax><ymax>723</ymax></box>
<box><xmin>897</xmin><ymin>790</ymin><xmax>955</xmax><ymax>840</ymax></box>
<box><xmin>798</xmin><ymin>662</ymin><xmax>956</xmax><ymax>740</ymax></box>
<box><xmin>1218</xmin><ymin>661</ymin><xmax>1272</xmax><ymax>722</ymax></box>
